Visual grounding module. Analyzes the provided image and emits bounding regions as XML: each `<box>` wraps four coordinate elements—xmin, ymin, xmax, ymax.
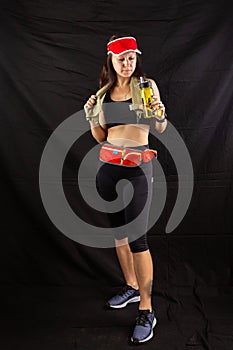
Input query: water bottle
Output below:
<box><xmin>139</xmin><ymin>76</ymin><xmax>153</xmax><ymax>117</ymax></box>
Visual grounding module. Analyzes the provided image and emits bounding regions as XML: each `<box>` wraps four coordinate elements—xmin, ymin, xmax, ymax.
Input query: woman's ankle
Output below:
<box><xmin>139</xmin><ymin>303</ymin><xmax>152</xmax><ymax>312</ymax></box>
<box><xmin>127</xmin><ymin>282</ymin><xmax>139</xmax><ymax>290</ymax></box>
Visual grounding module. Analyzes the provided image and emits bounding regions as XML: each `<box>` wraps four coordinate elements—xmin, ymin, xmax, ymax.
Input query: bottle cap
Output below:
<box><xmin>139</xmin><ymin>77</ymin><xmax>152</xmax><ymax>89</ymax></box>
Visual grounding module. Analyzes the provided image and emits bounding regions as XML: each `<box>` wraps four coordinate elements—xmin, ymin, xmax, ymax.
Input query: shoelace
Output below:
<box><xmin>118</xmin><ymin>285</ymin><xmax>133</xmax><ymax>297</ymax></box>
<box><xmin>135</xmin><ymin>311</ymin><xmax>150</xmax><ymax>326</ymax></box>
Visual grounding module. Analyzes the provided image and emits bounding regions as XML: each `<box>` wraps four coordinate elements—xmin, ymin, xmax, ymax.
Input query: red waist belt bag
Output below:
<box><xmin>99</xmin><ymin>144</ymin><xmax>157</xmax><ymax>167</ymax></box>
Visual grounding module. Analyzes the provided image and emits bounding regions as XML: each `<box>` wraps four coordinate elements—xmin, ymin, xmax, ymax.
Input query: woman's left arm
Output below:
<box><xmin>147</xmin><ymin>78</ymin><xmax>167</xmax><ymax>133</ymax></box>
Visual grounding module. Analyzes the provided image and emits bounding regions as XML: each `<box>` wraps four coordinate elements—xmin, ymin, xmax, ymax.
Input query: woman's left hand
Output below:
<box><xmin>150</xmin><ymin>96</ymin><xmax>165</xmax><ymax>118</ymax></box>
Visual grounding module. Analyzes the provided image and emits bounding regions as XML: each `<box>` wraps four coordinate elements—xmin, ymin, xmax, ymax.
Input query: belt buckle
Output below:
<box><xmin>123</xmin><ymin>148</ymin><xmax>142</xmax><ymax>166</ymax></box>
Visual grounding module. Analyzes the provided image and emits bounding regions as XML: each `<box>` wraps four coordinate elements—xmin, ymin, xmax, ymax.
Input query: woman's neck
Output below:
<box><xmin>115</xmin><ymin>76</ymin><xmax>131</xmax><ymax>88</ymax></box>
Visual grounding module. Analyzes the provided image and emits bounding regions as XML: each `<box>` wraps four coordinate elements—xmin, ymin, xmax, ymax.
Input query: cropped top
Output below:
<box><xmin>102</xmin><ymin>90</ymin><xmax>152</xmax><ymax>128</ymax></box>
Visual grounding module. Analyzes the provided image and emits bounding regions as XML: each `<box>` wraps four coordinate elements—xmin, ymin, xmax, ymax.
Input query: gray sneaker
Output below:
<box><xmin>106</xmin><ymin>285</ymin><xmax>140</xmax><ymax>309</ymax></box>
<box><xmin>131</xmin><ymin>309</ymin><xmax>157</xmax><ymax>343</ymax></box>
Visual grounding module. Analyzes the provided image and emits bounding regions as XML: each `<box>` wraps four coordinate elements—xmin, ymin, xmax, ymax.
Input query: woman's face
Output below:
<box><xmin>111</xmin><ymin>52</ymin><xmax>137</xmax><ymax>79</ymax></box>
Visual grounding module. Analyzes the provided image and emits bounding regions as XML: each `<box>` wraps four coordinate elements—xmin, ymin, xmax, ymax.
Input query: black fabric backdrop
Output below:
<box><xmin>0</xmin><ymin>1</ymin><xmax>233</xmax><ymax>349</ymax></box>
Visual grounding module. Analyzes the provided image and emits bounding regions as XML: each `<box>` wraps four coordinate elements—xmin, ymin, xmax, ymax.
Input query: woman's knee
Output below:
<box><xmin>115</xmin><ymin>237</ymin><xmax>129</xmax><ymax>247</ymax></box>
<box><xmin>129</xmin><ymin>235</ymin><xmax>149</xmax><ymax>253</ymax></box>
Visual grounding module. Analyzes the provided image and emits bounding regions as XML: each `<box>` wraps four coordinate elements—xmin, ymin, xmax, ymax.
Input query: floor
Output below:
<box><xmin>1</xmin><ymin>285</ymin><xmax>233</xmax><ymax>350</ymax></box>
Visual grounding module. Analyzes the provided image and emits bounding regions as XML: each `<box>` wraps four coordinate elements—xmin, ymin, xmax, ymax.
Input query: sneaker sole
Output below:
<box><xmin>108</xmin><ymin>296</ymin><xmax>140</xmax><ymax>309</ymax></box>
<box><xmin>131</xmin><ymin>317</ymin><xmax>157</xmax><ymax>343</ymax></box>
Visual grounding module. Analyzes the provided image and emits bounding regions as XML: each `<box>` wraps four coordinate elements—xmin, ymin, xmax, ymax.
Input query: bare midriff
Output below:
<box><xmin>107</xmin><ymin>124</ymin><xmax>150</xmax><ymax>147</ymax></box>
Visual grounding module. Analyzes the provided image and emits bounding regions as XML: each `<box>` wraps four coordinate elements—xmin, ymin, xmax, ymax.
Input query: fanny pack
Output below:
<box><xmin>99</xmin><ymin>143</ymin><xmax>157</xmax><ymax>167</ymax></box>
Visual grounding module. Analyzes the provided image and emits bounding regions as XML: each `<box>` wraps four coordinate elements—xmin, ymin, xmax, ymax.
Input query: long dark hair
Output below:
<box><xmin>99</xmin><ymin>34</ymin><xmax>145</xmax><ymax>88</ymax></box>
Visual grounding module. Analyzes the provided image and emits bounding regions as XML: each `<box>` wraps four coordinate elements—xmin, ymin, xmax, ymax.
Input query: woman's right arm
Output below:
<box><xmin>89</xmin><ymin>109</ymin><xmax>107</xmax><ymax>143</ymax></box>
<box><xmin>84</xmin><ymin>95</ymin><xmax>107</xmax><ymax>143</ymax></box>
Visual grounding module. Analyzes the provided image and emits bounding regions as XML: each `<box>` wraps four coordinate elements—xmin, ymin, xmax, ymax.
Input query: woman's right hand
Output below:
<box><xmin>84</xmin><ymin>95</ymin><xmax>97</xmax><ymax>111</ymax></box>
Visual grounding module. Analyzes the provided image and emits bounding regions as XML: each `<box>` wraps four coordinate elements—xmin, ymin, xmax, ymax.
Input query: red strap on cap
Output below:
<box><xmin>107</xmin><ymin>37</ymin><xmax>142</xmax><ymax>56</ymax></box>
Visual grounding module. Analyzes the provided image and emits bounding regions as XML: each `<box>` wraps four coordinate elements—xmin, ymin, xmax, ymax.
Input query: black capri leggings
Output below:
<box><xmin>96</xmin><ymin>144</ymin><xmax>153</xmax><ymax>253</ymax></box>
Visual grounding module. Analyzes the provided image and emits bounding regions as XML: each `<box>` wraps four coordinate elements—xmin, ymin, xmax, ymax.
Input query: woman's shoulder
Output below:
<box><xmin>145</xmin><ymin>77</ymin><xmax>157</xmax><ymax>85</ymax></box>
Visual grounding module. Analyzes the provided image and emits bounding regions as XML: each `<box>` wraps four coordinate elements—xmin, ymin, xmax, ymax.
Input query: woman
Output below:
<box><xmin>84</xmin><ymin>34</ymin><xmax>167</xmax><ymax>344</ymax></box>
